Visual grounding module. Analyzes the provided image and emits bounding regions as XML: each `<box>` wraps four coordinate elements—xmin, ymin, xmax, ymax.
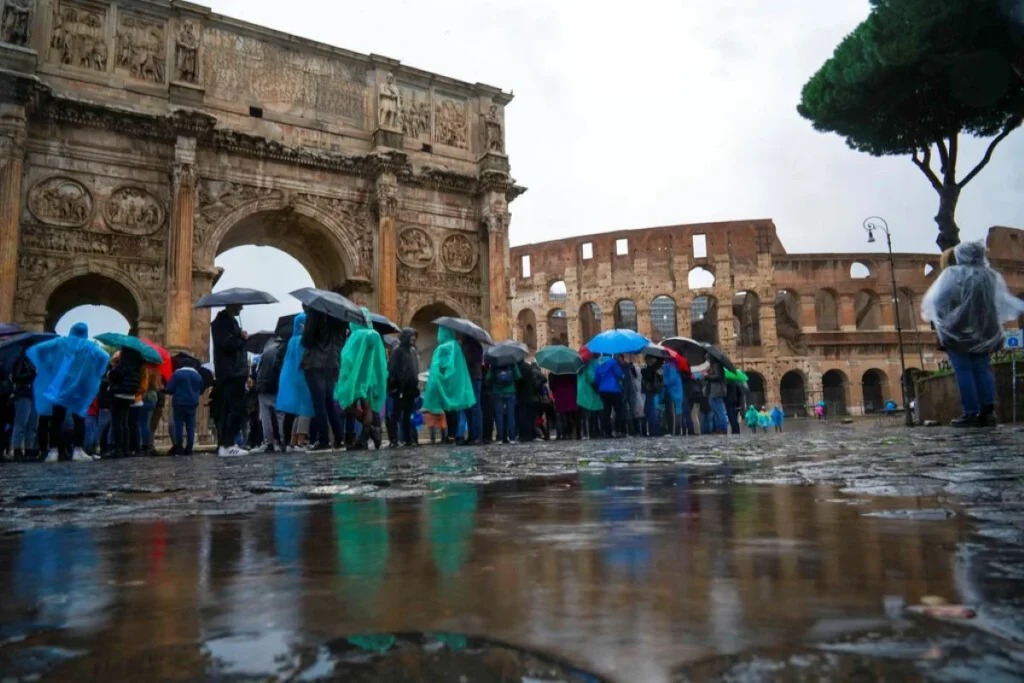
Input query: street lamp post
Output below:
<box><xmin>863</xmin><ymin>216</ymin><xmax>913</xmax><ymax>427</ymax></box>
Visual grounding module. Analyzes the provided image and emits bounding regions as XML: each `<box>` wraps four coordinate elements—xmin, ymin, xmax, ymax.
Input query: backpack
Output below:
<box><xmin>495</xmin><ymin>366</ymin><xmax>514</xmax><ymax>385</ymax></box>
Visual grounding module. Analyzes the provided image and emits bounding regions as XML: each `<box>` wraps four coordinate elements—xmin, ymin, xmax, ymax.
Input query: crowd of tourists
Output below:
<box><xmin>0</xmin><ymin>239</ymin><xmax>1021</xmax><ymax>461</ymax></box>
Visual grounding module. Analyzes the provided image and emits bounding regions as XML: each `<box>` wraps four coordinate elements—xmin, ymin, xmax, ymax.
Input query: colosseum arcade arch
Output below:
<box><xmin>732</xmin><ymin>291</ymin><xmax>761</xmax><ymax>346</ymax></box>
<box><xmin>517</xmin><ymin>309</ymin><xmax>538</xmax><ymax>351</ymax></box>
<box><xmin>580</xmin><ymin>302</ymin><xmax>602</xmax><ymax>344</ymax></box>
<box><xmin>548</xmin><ymin>309</ymin><xmax>569</xmax><ymax>346</ymax></box>
<box><xmin>691</xmin><ymin>296</ymin><xmax>718</xmax><ymax>344</ymax></box>
<box><xmin>822</xmin><ymin>369</ymin><xmax>850</xmax><ymax>416</ymax></box>
<box><xmin>774</xmin><ymin>289</ymin><xmax>803</xmax><ymax>354</ymax></box>
<box><xmin>614</xmin><ymin>299</ymin><xmax>638</xmax><ymax>332</ymax></box>
<box><xmin>854</xmin><ymin>289</ymin><xmax>881</xmax><ymax>331</ymax></box>
<box><xmin>861</xmin><ymin>368</ymin><xmax>890</xmax><ymax>414</ymax></box>
<box><xmin>780</xmin><ymin>370</ymin><xmax>808</xmax><ymax>417</ymax></box>
<box><xmin>815</xmin><ymin>289</ymin><xmax>840</xmax><ymax>332</ymax></box>
<box><xmin>745</xmin><ymin>371</ymin><xmax>767</xmax><ymax>408</ymax></box>
<box><xmin>650</xmin><ymin>295</ymin><xmax>678</xmax><ymax>341</ymax></box>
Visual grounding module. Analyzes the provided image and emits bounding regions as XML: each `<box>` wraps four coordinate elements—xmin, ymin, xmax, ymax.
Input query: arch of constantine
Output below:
<box><xmin>511</xmin><ymin>222</ymin><xmax>1024</xmax><ymax>416</ymax></box>
<box><xmin>0</xmin><ymin>0</ymin><xmax>523</xmax><ymax>355</ymax></box>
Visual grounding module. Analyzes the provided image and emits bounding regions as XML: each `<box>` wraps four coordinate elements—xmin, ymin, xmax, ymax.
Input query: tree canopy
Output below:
<box><xmin>798</xmin><ymin>0</ymin><xmax>1024</xmax><ymax>250</ymax></box>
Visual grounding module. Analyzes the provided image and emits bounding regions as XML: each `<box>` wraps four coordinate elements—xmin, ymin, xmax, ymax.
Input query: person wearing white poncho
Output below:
<box><xmin>921</xmin><ymin>241</ymin><xmax>1024</xmax><ymax>427</ymax></box>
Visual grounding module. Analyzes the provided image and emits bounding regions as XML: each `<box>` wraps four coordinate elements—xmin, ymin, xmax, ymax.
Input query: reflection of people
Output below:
<box><xmin>922</xmin><ymin>241</ymin><xmax>1024</xmax><ymax>427</ymax></box>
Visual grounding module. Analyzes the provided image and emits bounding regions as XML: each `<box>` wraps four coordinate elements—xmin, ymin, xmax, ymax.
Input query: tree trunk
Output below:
<box><xmin>934</xmin><ymin>184</ymin><xmax>961</xmax><ymax>252</ymax></box>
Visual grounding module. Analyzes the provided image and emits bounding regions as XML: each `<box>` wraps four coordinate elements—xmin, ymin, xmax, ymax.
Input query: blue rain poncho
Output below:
<box><xmin>26</xmin><ymin>322</ymin><xmax>109</xmax><ymax>417</ymax></box>
<box><xmin>663</xmin><ymin>362</ymin><xmax>684</xmax><ymax>414</ymax></box>
<box><xmin>921</xmin><ymin>241</ymin><xmax>1024</xmax><ymax>355</ymax></box>
<box><xmin>422</xmin><ymin>327</ymin><xmax>476</xmax><ymax>413</ymax></box>
<box><xmin>275</xmin><ymin>314</ymin><xmax>314</xmax><ymax>417</ymax></box>
<box><xmin>334</xmin><ymin>308</ymin><xmax>389</xmax><ymax>414</ymax></box>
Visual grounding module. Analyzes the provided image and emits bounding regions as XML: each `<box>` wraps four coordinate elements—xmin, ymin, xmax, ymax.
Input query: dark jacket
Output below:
<box><xmin>253</xmin><ymin>338</ymin><xmax>284</xmax><ymax>395</ymax></box>
<box><xmin>165</xmin><ymin>367</ymin><xmax>205</xmax><ymax>408</ymax></box>
<box><xmin>212</xmin><ymin>310</ymin><xmax>249</xmax><ymax>380</ymax></box>
<box><xmin>514</xmin><ymin>360</ymin><xmax>539</xmax><ymax>403</ymax></box>
<box><xmin>11</xmin><ymin>354</ymin><xmax>36</xmax><ymax>399</ymax></box>
<box><xmin>641</xmin><ymin>361</ymin><xmax>663</xmax><ymax>395</ymax></box>
<box><xmin>388</xmin><ymin>328</ymin><xmax>420</xmax><ymax>391</ymax></box>
<box><xmin>461</xmin><ymin>337</ymin><xmax>483</xmax><ymax>381</ymax></box>
<box><xmin>300</xmin><ymin>310</ymin><xmax>344</xmax><ymax>370</ymax></box>
<box><xmin>108</xmin><ymin>347</ymin><xmax>143</xmax><ymax>397</ymax></box>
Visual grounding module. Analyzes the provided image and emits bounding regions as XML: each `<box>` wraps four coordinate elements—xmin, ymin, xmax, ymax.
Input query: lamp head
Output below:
<box><xmin>866</xmin><ymin>229</ymin><xmax>876</xmax><ymax>244</ymax></box>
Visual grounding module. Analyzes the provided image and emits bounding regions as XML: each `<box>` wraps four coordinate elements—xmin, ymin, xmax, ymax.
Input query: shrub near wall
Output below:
<box><xmin>917</xmin><ymin>360</ymin><xmax>1024</xmax><ymax>424</ymax></box>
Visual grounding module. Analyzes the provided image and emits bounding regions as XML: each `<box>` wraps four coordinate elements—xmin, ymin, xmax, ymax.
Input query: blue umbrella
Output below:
<box><xmin>94</xmin><ymin>333</ymin><xmax>163</xmax><ymax>364</ymax></box>
<box><xmin>0</xmin><ymin>332</ymin><xmax>56</xmax><ymax>373</ymax></box>
<box><xmin>586</xmin><ymin>329</ymin><xmax>650</xmax><ymax>355</ymax></box>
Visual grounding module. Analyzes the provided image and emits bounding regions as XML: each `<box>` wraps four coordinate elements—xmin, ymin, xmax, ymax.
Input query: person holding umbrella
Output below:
<box><xmin>27</xmin><ymin>322</ymin><xmax>109</xmax><ymax>462</ymax></box>
<box><xmin>210</xmin><ymin>303</ymin><xmax>251</xmax><ymax>456</ymax></box>
<box><xmin>301</xmin><ymin>308</ymin><xmax>347</xmax><ymax>451</ymax></box>
<box><xmin>334</xmin><ymin>308</ymin><xmax>387</xmax><ymax>450</ymax></box>
<box><xmin>9</xmin><ymin>348</ymin><xmax>38</xmax><ymax>461</ymax></box>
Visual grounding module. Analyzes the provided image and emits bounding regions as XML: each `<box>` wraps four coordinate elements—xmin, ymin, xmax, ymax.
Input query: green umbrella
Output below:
<box><xmin>725</xmin><ymin>368</ymin><xmax>749</xmax><ymax>383</ymax></box>
<box><xmin>535</xmin><ymin>345</ymin><xmax>583</xmax><ymax>374</ymax></box>
<box><xmin>94</xmin><ymin>332</ymin><xmax>162</xmax><ymax>364</ymax></box>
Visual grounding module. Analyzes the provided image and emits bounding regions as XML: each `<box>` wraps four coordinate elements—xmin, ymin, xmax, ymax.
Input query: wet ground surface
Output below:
<box><xmin>0</xmin><ymin>422</ymin><xmax>1022</xmax><ymax>682</ymax></box>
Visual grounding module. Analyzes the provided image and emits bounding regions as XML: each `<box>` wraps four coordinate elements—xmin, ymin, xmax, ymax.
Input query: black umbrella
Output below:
<box><xmin>290</xmin><ymin>288</ymin><xmax>362</xmax><ymax>323</ymax></box>
<box><xmin>662</xmin><ymin>336</ymin><xmax>737</xmax><ymax>372</ymax></box>
<box><xmin>245</xmin><ymin>331</ymin><xmax>276</xmax><ymax>354</ymax></box>
<box><xmin>0</xmin><ymin>332</ymin><xmax>56</xmax><ymax>373</ymax></box>
<box><xmin>194</xmin><ymin>287</ymin><xmax>279</xmax><ymax>308</ymax></box>
<box><xmin>275</xmin><ymin>314</ymin><xmax>298</xmax><ymax>340</ymax></box>
<box><xmin>484</xmin><ymin>340</ymin><xmax>529</xmax><ymax>367</ymax></box>
<box><xmin>642</xmin><ymin>344</ymin><xmax>671</xmax><ymax>359</ymax></box>
<box><xmin>172</xmin><ymin>351</ymin><xmax>202</xmax><ymax>370</ymax></box>
<box><xmin>433</xmin><ymin>316</ymin><xmax>494</xmax><ymax>345</ymax></box>
<box><xmin>0</xmin><ymin>323</ymin><xmax>24</xmax><ymax>337</ymax></box>
<box><xmin>371</xmin><ymin>313</ymin><xmax>401</xmax><ymax>335</ymax></box>
<box><xmin>384</xmin><ymin>336</ymin><xmax>399</xmax><ymax>351</ymax></box>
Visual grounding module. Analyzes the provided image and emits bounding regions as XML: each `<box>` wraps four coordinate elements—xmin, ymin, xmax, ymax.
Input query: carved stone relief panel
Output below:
<box><xmin>397</xmin><ymin>227</ymin><xmax>435</xmax><ymax>268</ymax></box>
<box><xmin>115</xmin><ymin>12</ymin><xmax>166</xmax><ymax>83</ymax></box>
<box><xmin>174</xmin><ymin>20</ymin><xmax>199</xmax><ymax>83</ymax></box>
<box><xmin>104</xmin><ymin>187</ymin><xmax>165</xmax><ymax>235</ymax></box>
<box><xmin>49</xmin><ymin>2</ymin><xmax>109</xmax><ymax>72</ymax></box>
<box><xmin>124</xmin><ymin>261</ymin><xmax>164</xmax><ymax>289</ymax></box>
<box><xmin>1</xmin><ymin>0</ymin><xmax>33</xmax><ymax>47</ymax></box>
<box><xmin>195</xmin><ymin>180</ymin><xmax>282</xmax><ymax>248</ymax></box>
<box><xmin>399</xmin><ymin>84</ymin><xmax>431</xmax><ymax>142</ymax></box>
<box><xmin>481</xmin><ymin>103</ymin><xmax>504</xmax><ymax>154</ymax></box>
<box><xmin>201</xmin><ymin>26</ymin><xmax>367</xmax><ymax>126</ymax></box>
<box><xmin>28</xmin><ymin>176</ymin><xmax>94</xmax><ymax>227</ymax></box>
<box><xmin>21</xmin><ymin>225</ymin><xmax>163</xmax><ymax>259</ymax></box>
<box><xmin>440</xmin><ymin>232</ymin><xmax>477</xmax><ymax>273</ymax></box>
<box><xmin>397</xmin><ymin>265</ymin><xmax>481</xmax><ymax>294</ymax></box>
<box><xmin>434</xmin><ymin>94</ymin><xmax>468</xmax><ymax>149</ymax></box>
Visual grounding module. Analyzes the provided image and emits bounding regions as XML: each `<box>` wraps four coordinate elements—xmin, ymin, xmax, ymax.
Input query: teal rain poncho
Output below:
<box><xmin>576</xmin><ymin>358</ymin><xmax>604</xmax><ymax>412</ymax></box>
<box><xmin>276</xmin><ymin>314</ymin><xmax>314</xmax><ymax>417</ymax></box>
<box><xmin>421</xmin><ymin>327</ymin><xmax>476</xmax><ymax>413</ymax></box>
<box><xmin>27</xmin><ymin>322</ymin><xmax>110</xmax><ymax>417</ymax></box>
<box><xmin>334</xmin><ymin>308</ymin><xmax>388</xmax><ymax>414</ymax></box>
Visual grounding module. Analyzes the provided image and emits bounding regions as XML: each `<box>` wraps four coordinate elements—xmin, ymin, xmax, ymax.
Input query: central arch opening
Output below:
<box><xmin>214</xmin><ymin>246</ymin><xmax>314</xmax><ymax>338</ymax></box>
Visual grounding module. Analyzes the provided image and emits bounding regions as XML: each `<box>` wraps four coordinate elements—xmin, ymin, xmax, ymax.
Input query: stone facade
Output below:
<box><xmin>0</xmin><ymin>0</ymin><xmax>524</xmax><ymax>356</ymax></box>
<box><xmin>510</xmin><ymin>221</ymin><xmax>1024</xmax><ymax>416</ymax></box>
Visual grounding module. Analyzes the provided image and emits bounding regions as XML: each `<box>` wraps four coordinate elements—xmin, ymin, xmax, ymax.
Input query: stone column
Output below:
<box><xmin>0</xmin><ymin>104</ymin><xmax>26</xmax><ymax>322</ymax></box>
<box><xmin>375</xmin><ymin>172</ymin><xmax>399</xmax><ymax>322</ymax></box>
<box><xmin>481</xmin><ymin>194</ymin><xmax>511</xmax><ymax>340</ymax></box>
<box><xmin>165</xmin><ymin>137</ymin><xmax>197</xmax><ymax>350</ymax></box>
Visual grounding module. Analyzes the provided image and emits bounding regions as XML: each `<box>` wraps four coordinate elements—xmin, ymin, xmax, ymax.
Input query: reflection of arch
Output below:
<box><xmin>579</xmin><ymin>302</ymin><xmax>601</xmax><ymax>344</ymax></box>
<box><xmin>855</xmin><ymin>289</ymin><xmax>881</xmax><ymax>331</ymax></box>
<box><xmin>650</xmin><ymin>295</ymin><xmax>677</xmax><ymax>341</ymax></box>
<box><xmin>517</xmin><ymin>309</ymin><xmax>538</xmax><ymax>351</ymax></box>
<box><xmin>691</xmin><ymin>295</ymin><xmax>718</xmax><ymax>344</ymax></box>
<box><xmin>548</xmin><ymin>308</ymin><xmax>568</xmax><ymax>346</ymax></box>
<box><xmin>861</xmin><ymin>368</ymin><xmax>889</xmax><ymax>414</ymax></box>
<box><xmin>548</xmin><ymin>279</ymin><xmax>567</xmax><ymax>302</ymax></box>
<box><xmin>774</xmin><ymin>289</ymin><xmax>803</xmax><ymax>353</ymax></box>
<box><xmin>688</xmin><ymin>266</ymin><xmax>715</xmax><ymax>290</ymax></box>
<box><xmin>780</xmin><ymin>370</ymin><xmax>807</xmax><ymax>417</ymax></box>
<box><xmin>732</xmin><ymin>291</ymin><xmax>761</xmax><ymax>346</ymax></box>
<box><xmin>896</xmin><ymin>288</ymin><xmax>917</xmax><ymax>332</ymax></box>
<box><xmin>822</xmin><ymin>369</ymin><xmax>849</xmax><ymax>416</ymax></box>
<box><xmin>30</xmin><ymin>261</ymin><xmax>153</xmax><ymax>335</ymax></box>
<box><xmin>614</xmin><ymin>299</ymin><xmax>637</xmax><ymax>331</ymax></box>
<box><xmin>745</xmin><ymin>371</ymin><xmax>766</xmax><ymax>407</ymax></box>
<box><xmin>200</xmin><ymin>197</ymin><xmax>361</xmax><ymax>289</ymax></box>
<box><xmin>409</xmin><ymin>301</ymin><xmax>461</xmax><ymax>368</ymax></box>
<box><xmin>815</xmin><ymin>289</ymin><xmax>839</xmax><ymax>331</ymax></box>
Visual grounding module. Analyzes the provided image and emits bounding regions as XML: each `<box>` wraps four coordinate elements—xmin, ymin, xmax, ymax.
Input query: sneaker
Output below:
<box><xmin>308</xmin><ymin>442</ymin><xmax>331</xmax><ymax>453</ymax></box>
<box><xmin>262</xmin><ymin>444</ymin><xmax>276</xmax><ymax>453</ymax></box>
<box><xmin>979</xmin><ymin>406</ymin><xmax>997</xmax><ymax>427</ymax></box>
<box><xmin>218</xmin><ymin>445</ymin><xmax>249</xmax><ymax>457</ymax></box>
<box><xmin>951</xmin><ymin>414</ymin><xmax>979</xmax><ymax>428</ymax></box>
<box><xmin>371</xmin><ymin>428</ymin><xmax>382</xmax><ymax>450</ymax></box>
<box><xmin>44</xmin><ymin>449</ymin><xmax>59</xmax><ymax>463</ymax></box>
<box><xmin>71</xmin><ymin>448</ymin><xmax>93</xmax><ymax>462</ymax></box>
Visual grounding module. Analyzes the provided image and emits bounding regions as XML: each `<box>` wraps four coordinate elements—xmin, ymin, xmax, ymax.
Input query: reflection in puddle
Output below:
<box><xmin>0</xmin><ymin>468</ymin><xmax>1012</xmax><ymax>681</ymax></box>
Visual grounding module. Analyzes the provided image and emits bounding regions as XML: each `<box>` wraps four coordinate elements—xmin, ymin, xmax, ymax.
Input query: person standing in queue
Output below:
<box><xmin>387</xmin><ymin>328</ymin><xmax>420</xmax><ymax>447</ymax></box>
<box><xmin>301</xmin><ymin>309</ymin><xmax>346</xmax><ymax>451</ymax></box>
<box><xmin>212</xmin><ymin>303</ymin><xmax>250</xmax><ymax>456</ymax></box>
<box><xmin>460</xmin><ymin>335</ymin><xmax>484</xmax><ymax>444</ymax></box>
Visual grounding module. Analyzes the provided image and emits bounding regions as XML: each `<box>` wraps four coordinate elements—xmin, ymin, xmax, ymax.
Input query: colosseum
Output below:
<box><xmin>510</xmin><ymin>221</ymin><xmax>1024</xmax><ymax>417</ymax></box>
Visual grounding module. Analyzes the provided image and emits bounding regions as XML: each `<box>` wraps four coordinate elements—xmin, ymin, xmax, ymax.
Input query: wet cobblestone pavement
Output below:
<box><xmin>0</xmin><ymin>422</ymin><xmax>1022</xmax><ymax>682</ymax></box>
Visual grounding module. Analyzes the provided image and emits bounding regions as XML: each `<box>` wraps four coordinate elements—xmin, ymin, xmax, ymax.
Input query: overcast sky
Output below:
<box><xmin>59</xmin><ymin>0</ymin><xmax>1024</xmax><ymax>337</ymax></box>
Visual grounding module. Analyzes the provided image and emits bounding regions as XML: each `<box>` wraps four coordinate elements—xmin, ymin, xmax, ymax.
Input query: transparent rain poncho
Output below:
<box><xmin>421</xmin><ymin>327</ymin><xmax>476</xmax><ymax>414</ymax></box>
<box><xmin>334</xmin><ymin>308</ymin><xmax>389</xmax><ymax>414</ymax></box>
<box><xmin>921</xmin><ymin>241</ymin><xmax>1024</xmax><ymax>355</ymax></box>
<box><xmin>27</xmin><ymin>322</ymin><xmax>110</xmax><ymax>417</ymax></box>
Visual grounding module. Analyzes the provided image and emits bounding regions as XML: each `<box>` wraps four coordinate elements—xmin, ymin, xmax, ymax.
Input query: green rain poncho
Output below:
<box><xmin>334</xmin><ymin>308</ymin><xmax>389</xmax><ymax>413</ymax></box>
<box><xmin>576</xmin><ymin>358</ymin><xmax>603</xmax><ymax>412</ymax></box>
<box><xmin>421</xmin><ymin>327</ymin><xmax>476</xmax><ymax>414</ymax></box>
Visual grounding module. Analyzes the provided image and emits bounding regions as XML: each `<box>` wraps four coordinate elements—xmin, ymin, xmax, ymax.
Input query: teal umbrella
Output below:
<box><xmin>94</xmin><ymin>333</ymin><xmax>162</xmax><ymax>364</ymax></box>
<box><xmin>536</xmin><ymin>345</ymin><xmax>583</xmax><ymax>374</ymax></box>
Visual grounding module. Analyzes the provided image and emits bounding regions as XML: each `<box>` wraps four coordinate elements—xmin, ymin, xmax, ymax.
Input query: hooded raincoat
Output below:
<box><xmin>745</xmin><ymin>405</ymin><xmax>759</xmax><ymax>428</ymax></box>
<box><xmin>27</xmin><ymin>322</ymin><xmax>109</xmax><ymax>417</ymax></box>
<box><xmin>421</xmin><ymin>327</ymin><xmax>476</xmax><ymax>414</ymax></box>
<box><xmin>663</xmin><ymin>362</ymin><xmax>685</xmax><ymax>415</ymax></box>
<box><xmin>576</xmin><ymin>358</ymin><xmax>604</xmax><ymax>412</ymax></box>
<box><xmin>335</xmin><ymin>309</ymin><xmax>389</xmax><ymax>414</ymax></box>
<box><xmin>921</xmin><ymin>241</ymin><xmax>1024</xmax><ymax>354</ymax></box>
<box><xmin>276</xmin><ymin>314</ymin><xmax>314</xmax><ymax>417</ymax></box>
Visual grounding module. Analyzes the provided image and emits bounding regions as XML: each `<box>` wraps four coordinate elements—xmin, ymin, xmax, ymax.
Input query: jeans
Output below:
<box><xmin>11</xmin><ymin>396</ymin><xmax>37</xmax><ymax>451</ymax></box>
<box><xmin>138</xmin><ymin>399</ymin><xmax>156</xmax><ymax>447</ymax></box>
<box><xmin>111</xmin><ymin>397</ymin><xmax>137</xmax><ymax>454</ymax></box>
<box><xmin>217</xmin><ymin>377</ymin><xmax>248</xmax><ymax>447</ymax></box>
<box><xmin>304</xmin><ymin>368</ymin><xmax>344</xmax><ymax>447</ymax></box>
<box><xmin>495</xmin><ymin>394</ymin><xmax>517</xmax><ymax>442</ymax></box>
<box><xmin>258</xmin><ymin>393</ymin><xmax>278</xmax><ymax>446</ymax></box>
<box><xmin>173</xmin><ymin>405</ymin><xmax>197</xmax><ymax>453</ymax></box>
<box><xmin>467</xmin><ymin>379</ymin><xmax>483</xmax><ymax>442</ymax></box>
<box><xmin>947</xmin><ymin>351</ymin><xmax>996</xmax><ymax>415</ymax></box>
<box><xmin>644</xmin><ymin>393</ymin><xmax>660</xmax><ymax>436</ymax></box>
<box><xmin>710</xmin><ymin>397</ymin><xmax>729</xmax><ymax>434</ymax></box>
